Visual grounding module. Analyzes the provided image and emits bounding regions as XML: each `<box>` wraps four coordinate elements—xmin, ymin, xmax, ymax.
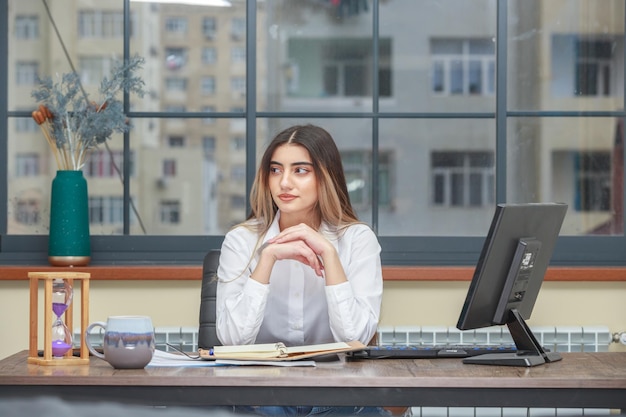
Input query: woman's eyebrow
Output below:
<box><xmin>270</xmin><ymin>160</ymin><xmax>314</xmax><ymax>167</ymax></box>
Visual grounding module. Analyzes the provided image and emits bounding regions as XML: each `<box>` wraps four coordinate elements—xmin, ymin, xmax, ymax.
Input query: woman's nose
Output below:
<box><xmin>280</xmin><ymin>172</ymin><xmax>291</xmax><ymax>188</ymax></box>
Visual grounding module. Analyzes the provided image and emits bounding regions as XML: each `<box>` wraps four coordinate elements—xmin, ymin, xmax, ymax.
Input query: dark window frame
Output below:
<box><xmin>1</xmin><ymin>1</ymin><xmax>626</xmax><ymax>267</ymax></box>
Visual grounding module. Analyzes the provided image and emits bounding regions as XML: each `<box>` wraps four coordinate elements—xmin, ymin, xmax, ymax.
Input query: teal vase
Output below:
<box><xmin>48</xmin><ymin>170</ymin><xmax>91</xmax><ymax>266</ymax></box>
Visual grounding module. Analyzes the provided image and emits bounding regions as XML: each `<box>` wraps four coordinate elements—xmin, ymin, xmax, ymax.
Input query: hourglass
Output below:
<box><xmin>51</xmin><ymin>278</ymin><xmax>73</xmax><ymax>357</ymax></box>
<box><xmin>28</xmin><ymin>271</ymin><xmax>90</xmax><ymax>366</ymax></box>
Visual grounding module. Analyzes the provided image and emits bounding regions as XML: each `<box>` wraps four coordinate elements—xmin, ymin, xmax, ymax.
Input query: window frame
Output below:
<box><xmin>1</xmin><ymin>0</ymin><xmax>626</xmax><ymax>268</ymax></box>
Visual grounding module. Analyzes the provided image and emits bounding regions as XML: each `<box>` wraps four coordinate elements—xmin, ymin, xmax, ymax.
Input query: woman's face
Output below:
<box><xmin>268</xmin><ymin>143</ymin><xmax>319</xmax><ymax>221</ymax></box>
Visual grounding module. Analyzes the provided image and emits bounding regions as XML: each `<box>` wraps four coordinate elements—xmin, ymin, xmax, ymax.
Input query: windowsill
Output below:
<box><xmin>0</xmin><ymin>265</ymin><xmax>624</xmax><ymax>281</ymax></box>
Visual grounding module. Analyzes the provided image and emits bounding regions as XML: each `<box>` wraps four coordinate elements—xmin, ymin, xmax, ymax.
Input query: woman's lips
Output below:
<box><xmin>278</xmin><ymin>194</ymin><xmax>296</xmax><ymax>202</ymax></box>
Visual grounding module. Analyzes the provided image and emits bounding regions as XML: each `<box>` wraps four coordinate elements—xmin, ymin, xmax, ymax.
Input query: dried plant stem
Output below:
<box><xmin>39</xmin><ymin>122</ymin><xmax>63</xmax><ymax>170</ymax></box>
<box><xmin>63</xmin><ymin>113</ymin><xmax>77</xmax><ymax>170</ymax></box>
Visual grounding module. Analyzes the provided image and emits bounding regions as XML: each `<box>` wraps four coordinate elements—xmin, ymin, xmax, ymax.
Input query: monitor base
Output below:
<box><xmin>463</xmin><ymin>351</ymin><xmax>563</xmax><ymax>367</ymax></box>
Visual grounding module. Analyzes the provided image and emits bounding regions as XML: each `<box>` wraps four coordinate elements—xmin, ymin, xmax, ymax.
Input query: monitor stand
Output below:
<box><xmin>463</xmin><ymin>309</ymin><xmax>563</xmax><ymax>367</ymax></box>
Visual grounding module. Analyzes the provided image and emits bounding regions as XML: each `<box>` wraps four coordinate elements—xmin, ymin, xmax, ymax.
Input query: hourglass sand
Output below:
<box><xmin>28</xmin><ymin>272</ymin><xmax>90</xmax><ymax>366</ymax></box>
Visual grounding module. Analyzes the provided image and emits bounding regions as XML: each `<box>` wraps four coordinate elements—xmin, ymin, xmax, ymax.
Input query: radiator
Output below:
<box><xmin>83</xmin><ymin>325</ymin><xmax>615</xmax><ymax>417</ymax></box>
<box><xmin>82</xmin><ymin>324</ymin><xmax>612</xmax><ymax>353</ymax></box>
<box><xmin>377</xmin><ymin>325</ymin><xmax>612</xmax><ymax>353</ymax></box>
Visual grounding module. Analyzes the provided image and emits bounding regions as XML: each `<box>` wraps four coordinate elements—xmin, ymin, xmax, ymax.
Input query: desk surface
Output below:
<box><xmin>1</xmin><ymin>351</ymin><xmax>625</xmax><ymax>409</ymax></box>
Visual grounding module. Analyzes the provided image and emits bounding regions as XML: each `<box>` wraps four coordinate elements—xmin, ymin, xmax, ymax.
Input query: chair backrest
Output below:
<box><xmin>198</xmin><ymin>249</ymin><xmax>221</xmax><ymax>349</ymax></box>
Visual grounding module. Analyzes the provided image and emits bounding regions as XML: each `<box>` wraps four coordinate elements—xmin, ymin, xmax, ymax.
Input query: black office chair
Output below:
<box><xmin>198</xmin><ymin>249</ymin><xmax>221</xmax><ymax>350</ymax></box>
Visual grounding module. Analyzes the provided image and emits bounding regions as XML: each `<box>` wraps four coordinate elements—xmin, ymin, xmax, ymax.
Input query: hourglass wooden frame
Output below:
<box><xmin>27</xmin><ymin>271</ymin><xmax>90</xmax><ymax>366</ymax></box>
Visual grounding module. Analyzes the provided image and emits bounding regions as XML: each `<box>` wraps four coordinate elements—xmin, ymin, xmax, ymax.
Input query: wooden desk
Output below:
<box><xmin>1</xmin><ymin>351</ymin><xmax>625</xmax><ymax>410</ymax></box>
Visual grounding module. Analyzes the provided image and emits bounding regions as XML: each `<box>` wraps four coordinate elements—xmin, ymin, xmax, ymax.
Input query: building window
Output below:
<box><xmin>231</xmin><ymin>164</ymin><xmax>245</xmax><ymax>182</ymax></box>
<box><xmin>575</xmin><ymin>152</ymin><xmax>610</xmax><ymax>211</ymax></box>
<box><xmin>431</xmin><ymin>38</ymin><xmax>495</xmax><ymax>96</ymax></box>
<box><xmin>15</xmin><ymin>116</ymin><xmax>38</xmax><ymax>133</ymax></box>
<box><xmin>15</xmin><ymin>199</ymin><xmax>40</xmax><ymax>225</ymax></box>
<box><xmin>231</xmin><ymin>46</ymin><xmax>245</xmax><ymax>63</ymax></box>
<box><xmin>202</xmin><ymin>17</ymin><xmax>216</xmax><ymax>39</ymax></box>
<box><xmin>231</xmin><ymin>17</ymin><xmax>245</xmax><ymax>40</ymax></box>
<box><xmin>431</xmin><ymin>151</ymin><xmax>495</xmax><ymax>207</ymax></box>
<box><xmin>89</xmin><ymin>196</ymin><xmax>124</xmax><ymax>225</ymax></box>
<box><xmin>323</xmin><ymin>61</ymin><xmax>371</xmax><ymax>97</ymax></box>
<box><xmin>231</xmin><ymin>77</ymin><xmax>245</xmax><ymax>96</ymax></box>
<box><xmin>201</xmin><ymin>76</ymin><xmax>216</xmax><ymax>95</ymax></box>
<box><xmin>165</xmin><ymin>17</ymin><xmax>188</xmax><ymax>34</ymax></box>
<box><xmin>83</xmin><ymin>150</ymin><xmax>133</xmax><ymax>178</ymax></box>
<box><xmin>202</xmin><ymin>47</ymin><xmax>217</xmax><ymax>65</ymax></box>
<box><xmin>168</xmin><ymin>136</ymin><xmax>185</xmax><ymax>147</ymax></box>
<box><xmin>78</xmin><ymin>11</ymin><xmax>127</xmax><ymax>38</ymax></box>
<box><xmin>15</xmin><ymin>61</ymin><xmax>38</xmax><ymax>85</ymax></box>
<box><xmin>165</xmin><ymin>47</ymin><xmax>187</xmax><ymax>70</ymax></box>
<box><xmin>342</xmin><ymin>151</ymin><xmax>392</xmax><ymax>208</ymax></box>
<box><xmin>79</xmin><ymin>56</ymin><xmax>116</xmax><ymax>85</ymax></box>
<box><xmin>575</xmin><ymin>39</ymin><xmax>613</xmax><ymax>97</ymax></box>
<box><xmin>551</xmin><ymin>35</ymin><xmax>620</xmax><ymax>98</ymax></box>
<box><xmin>163</xmin><ymin>159</ymin><xmax>177</xmax><ymax>177</ymax></box>
<box><xmin>15</xmin><ymin>15</ymin><xmax>38</xmax><ymax>39</ymax></box>
<box><xmin>203</xmin><ymin>136</ymin><xmax>216</xmax><ymax>159</ymax></box>
<box><xmin>287</xmin><ymin>38</ymin><xmax>392</xmax><ymax>98</ymax></box>
<box><xmin>165</xmin><ymin>77</ymin><xmax>187</xmax><ymax>91</ymax></box>
<box><xmin>15</xmin><ymin>153</ymin><xmax>40</xmax><ymax>177</ymax></box>
<box><xmin>160</xmin><ymin>200</ymin><xmax>180</xmax><ymax>224</ymax></box>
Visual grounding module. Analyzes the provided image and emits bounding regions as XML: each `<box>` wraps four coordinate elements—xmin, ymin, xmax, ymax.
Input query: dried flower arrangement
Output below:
<box><xmin>31</xmin><ymin>55</ymin><xmax>146</xmax><ymax>171</ymax></box>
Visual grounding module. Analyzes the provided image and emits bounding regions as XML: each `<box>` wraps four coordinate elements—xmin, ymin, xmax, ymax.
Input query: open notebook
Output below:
<box><xmin>199</xmin><ymin>340</ymin><xmax>366</xmax><ymax>361</ymax></box>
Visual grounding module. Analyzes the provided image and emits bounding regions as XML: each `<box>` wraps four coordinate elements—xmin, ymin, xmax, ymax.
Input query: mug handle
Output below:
<box><xmin>85</xmin><ymin>322</ymin><xmax>107</xmax><ymax>359</ymax></box>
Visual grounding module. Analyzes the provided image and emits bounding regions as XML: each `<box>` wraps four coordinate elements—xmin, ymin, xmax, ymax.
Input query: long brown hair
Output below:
<box><xmin>246</xmin><ymin>124</ymin><xmax>360</xmax><ymax>235</ymax></box>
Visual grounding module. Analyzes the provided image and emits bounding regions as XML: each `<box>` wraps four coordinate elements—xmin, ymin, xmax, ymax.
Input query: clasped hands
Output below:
<box><xmin>262</xmin><ymin>223</ymin><xmax>333</xmax><ymax>278</ymax></box>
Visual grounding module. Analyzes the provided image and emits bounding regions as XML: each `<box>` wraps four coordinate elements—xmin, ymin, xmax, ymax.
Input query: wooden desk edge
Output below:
<box><xmin>1</xmin><ymin>351</ymin><xmax>625</xmax><ymax>390</ymax></box>
<box><xmin>0</xmin><ymin>266</ymin><xmax>625</xmax><ymax>281</ymax></box>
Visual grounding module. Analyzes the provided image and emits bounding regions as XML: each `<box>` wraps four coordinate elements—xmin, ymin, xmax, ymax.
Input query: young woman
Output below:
<box><xmin>216</xmin><ymin>124</ymin><xmax>383</xmax><ymax>349</ymax></box>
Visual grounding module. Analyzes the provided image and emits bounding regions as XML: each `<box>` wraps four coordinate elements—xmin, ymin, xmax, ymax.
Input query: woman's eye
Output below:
<box><xmin>295</xmin><ymin>167</ymin><xmax>309</xmax><ymax>174</ymax></box>
<box><xmin>270</xmin><ymin>166</ymin><xmax>282</xmax><ymax>174</ymax></box>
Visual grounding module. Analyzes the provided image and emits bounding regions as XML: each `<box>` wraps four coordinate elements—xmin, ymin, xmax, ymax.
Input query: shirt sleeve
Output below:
<box><xmin>215</xmin><ymin>227</ymin><xmax>269</xmax><ymax>345</ymax></box>
<box><xmin>324</xmin><ymin>225</ymin><xmax>383</xmax><ymax>345</ymax></box>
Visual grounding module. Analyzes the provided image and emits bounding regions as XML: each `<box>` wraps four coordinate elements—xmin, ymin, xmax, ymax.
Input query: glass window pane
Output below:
<box><xmin>450</xmin><ymin>60</ymin><xmax>464</xmax><ymax>94</ymax></box>
<box><xmin>507</xmin><ymin>117</ymin><xmax>621</xmax><ymax>236</ymax></box>
<box><xmin>508</xmin><ymin>0</ymin><xmax>624</xmax><ymax>111</ymax></box>
<box><xmin>261</xmin><ymin>1</ymin><xmax>374</xmax><ymax>112</ymax></box>
<box><xmin>129</xmin><ymin>118</ymin><xmax>246</xmax><ymax>236</ymax></box>
<box><xmin>130</xmin><ymin>1</ymin><xmax>246</xmax><ymax>112</ymax></box>
<box><xmin>379</xmin><ymin>119</ymin><xmax>496</xmax><ymax>236</ymax></box>
<box><xmin>381</xmin><ymin>0</ymin><xmax>496</xmax><ymax>112</ymax></box>
<box><xmin>468</xmin><ymin>60</ymin><xmax>483</xmax><ymax>94</ymax></box>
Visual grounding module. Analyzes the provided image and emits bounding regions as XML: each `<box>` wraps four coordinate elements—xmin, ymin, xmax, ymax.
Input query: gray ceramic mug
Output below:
<box><xmin>85</xmin><ymin>316</ymin><xmax>155</xmax><ymax>369</ymax></box>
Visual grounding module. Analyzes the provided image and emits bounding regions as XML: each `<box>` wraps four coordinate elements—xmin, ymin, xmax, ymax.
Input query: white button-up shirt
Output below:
<box><xmin>216</xmin><ymin>212</ymin><xmax>383</xmax><ymax>347</ymax></box>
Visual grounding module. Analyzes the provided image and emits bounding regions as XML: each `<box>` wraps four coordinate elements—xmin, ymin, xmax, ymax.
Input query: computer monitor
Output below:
<box><xmin>456</xmin><ymin>203</ymin><xmax>568</xmax><ymax>367</ymax></box>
